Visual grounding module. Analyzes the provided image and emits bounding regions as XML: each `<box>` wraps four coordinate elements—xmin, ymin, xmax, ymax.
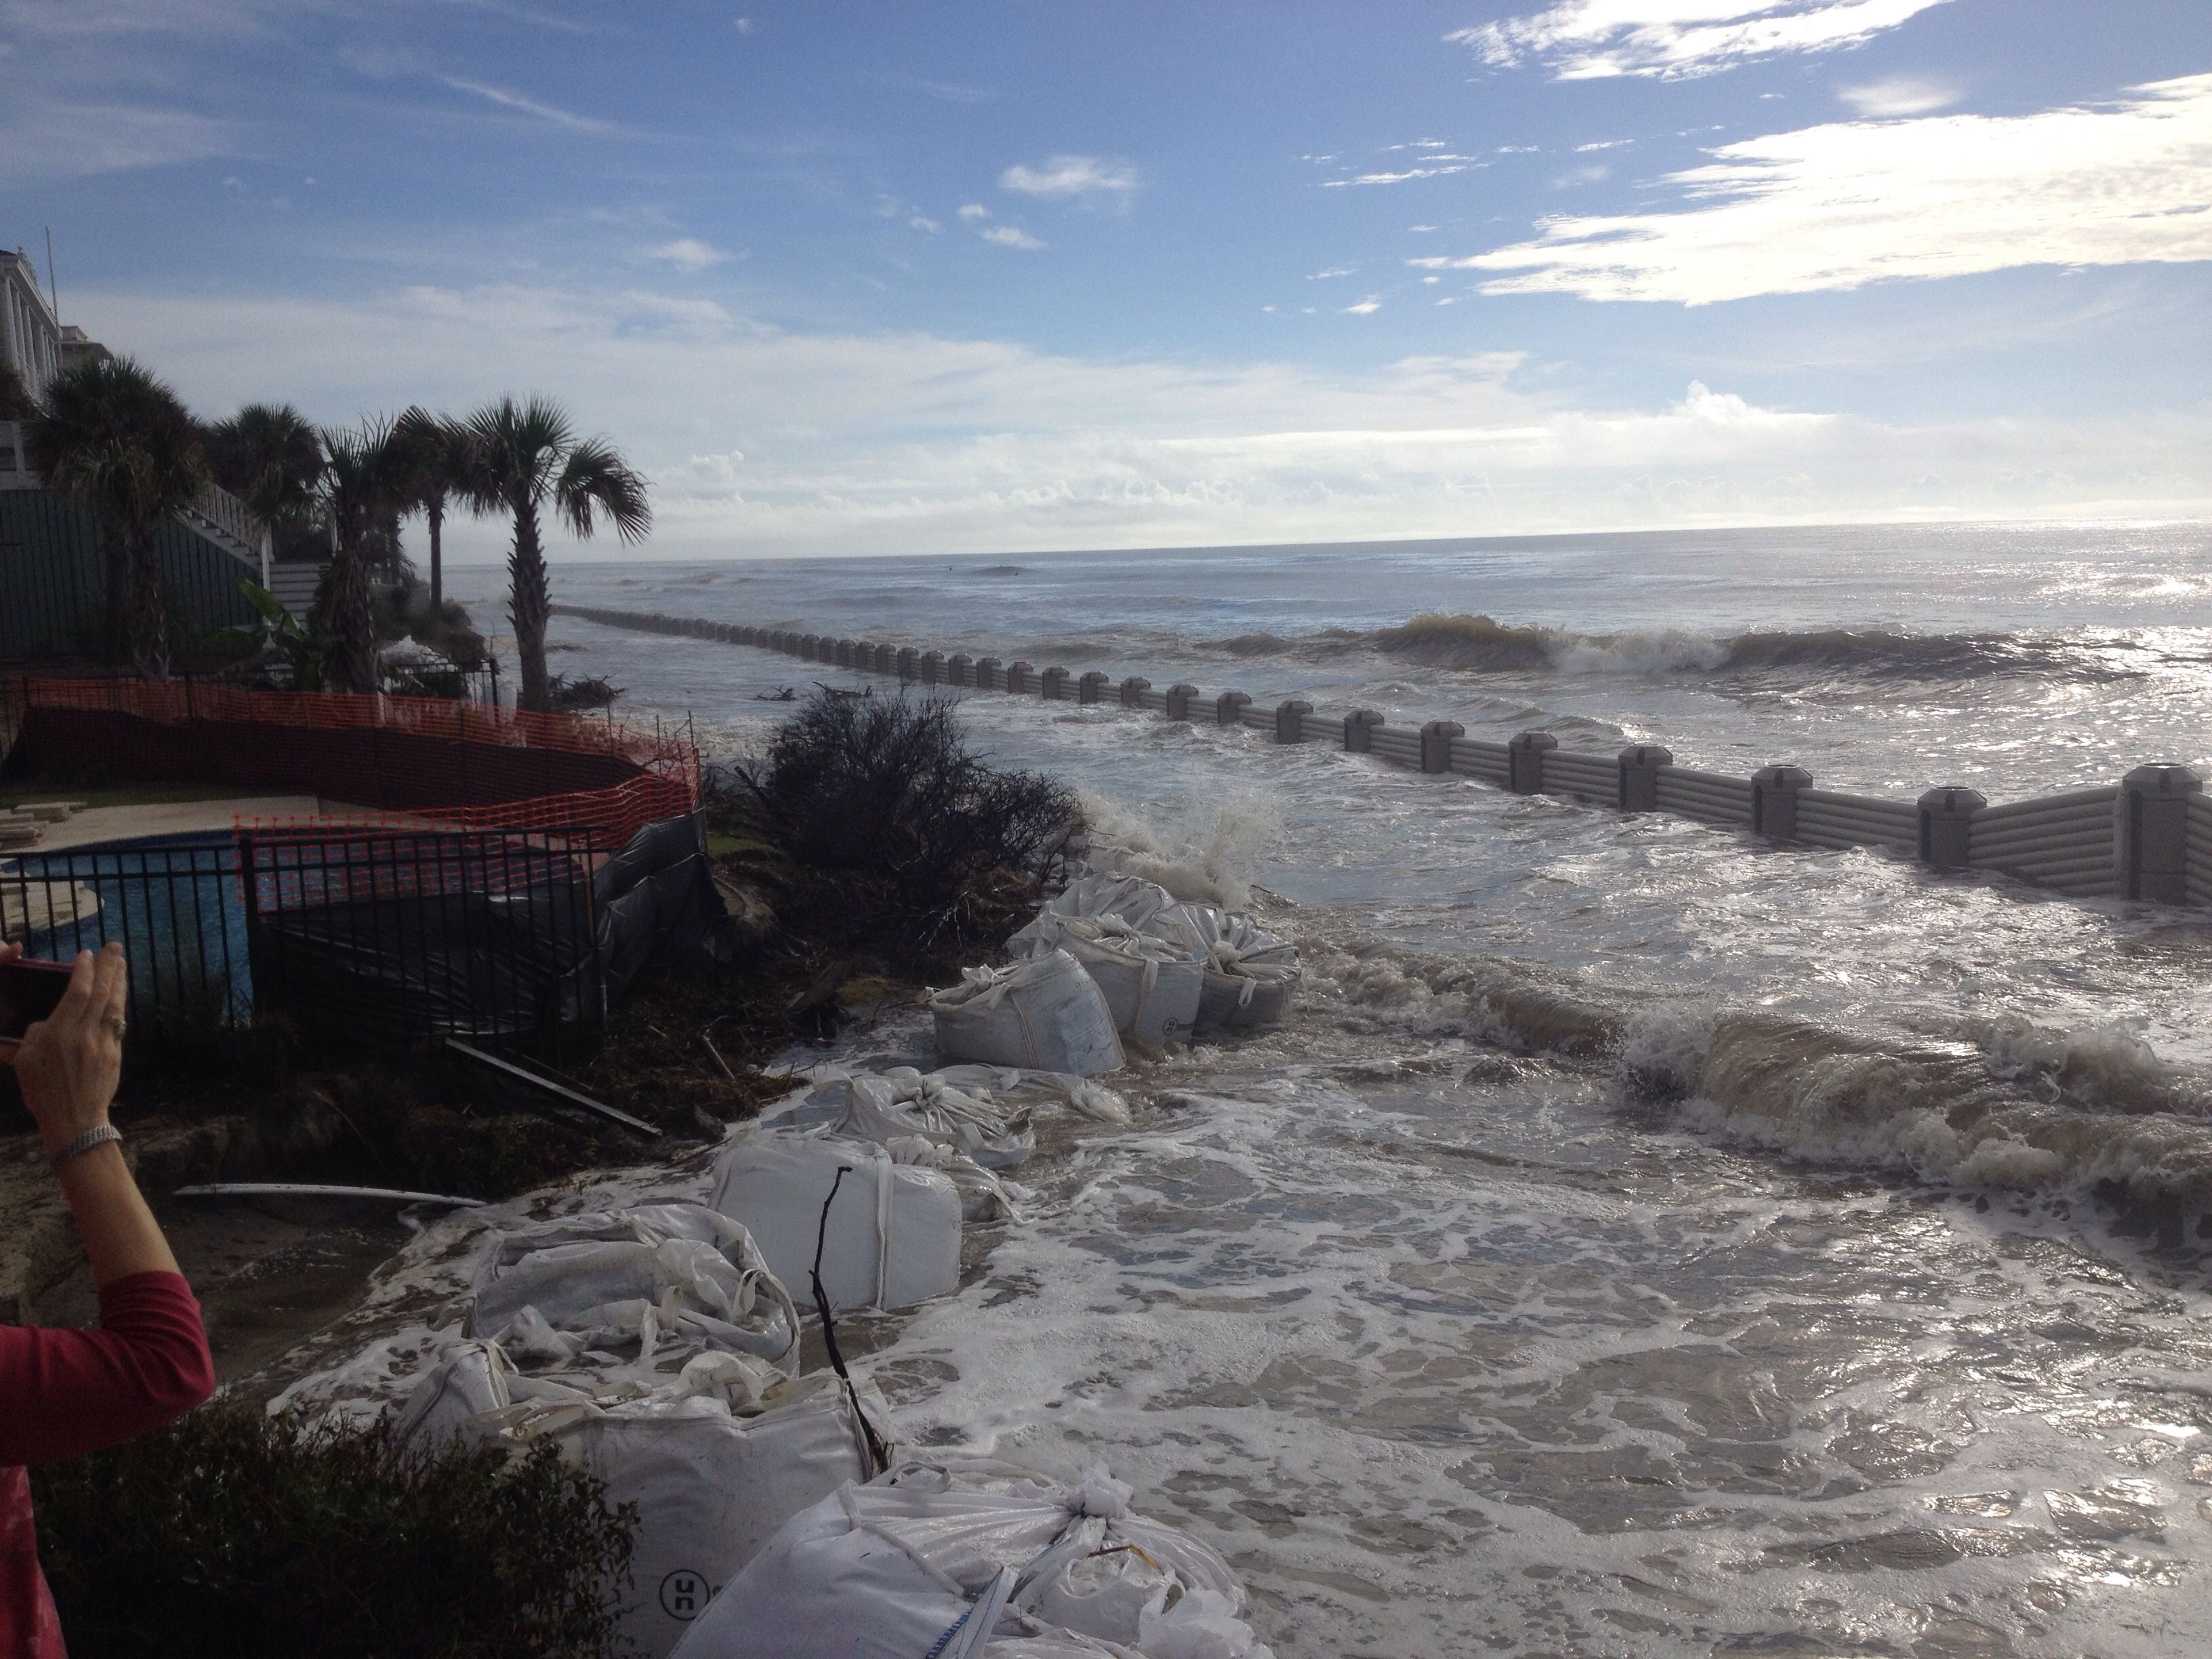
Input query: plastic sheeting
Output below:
<box><xmin>931</xmin><ymin>949</ymin><xmax>1126</xmax><ymax>1076</ymax></box>
<box><xmin>668</xmin><ymin>1456</ymin><xmax>1273</xmax><ymax>1659</ymax></box>
<box><xmin>709</xmin><ymin>1132</ymin><xmax>964</xmax><ymax>1313</ymax></box>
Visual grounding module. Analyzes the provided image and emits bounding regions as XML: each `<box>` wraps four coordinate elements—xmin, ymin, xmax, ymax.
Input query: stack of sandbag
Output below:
<box><xmin>668</xmin><ymin>1457</ymin><xmax>1274</xmax><ymax>1659</ymax></box>
<box><xmin>1164</xmin><ymin>903</ymin><xmax>1301</xmax><ymax>1033</ymax></box>
<box><xmin>1010</xmin><ymin>876</ymin><xmax>1208</xmax><ymax>1056</ymax></box>
<box><xmin>395</xmin><ymin>1337</ymin><xmax>895</xmax><ymax>1659</ymax></box>
<box><xmin>709</xmin><ymin>1131</ymin><xmax>964</xmax><ymax>1313</ymax></box>
<box><xmin>930</xmin><ymin>949</ymin><xmax>1126</xmax><ymax>1075</ymax></box>
<box><xmin>464</xmin><ymin>1203</ymin><xmax>801</xmax><ymax>1383</ymax></box>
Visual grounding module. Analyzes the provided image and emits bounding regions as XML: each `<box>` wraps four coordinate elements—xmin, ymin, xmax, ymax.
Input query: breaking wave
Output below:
<box><xmin>1200</xmin><ymin>613</ymin><xmax>2131</xmax><ymax>683</ymax></box>
<box><xmin>1293</xmin><ymin>928</ymin><xmax>2212</xmax><ymax>1210</ymax></box>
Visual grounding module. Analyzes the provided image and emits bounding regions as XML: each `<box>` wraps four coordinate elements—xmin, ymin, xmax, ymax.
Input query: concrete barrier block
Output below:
<box><xmin>1040</xmin><ymin>666</ymin><xmax>1071</xmax><ymax>700</ymax></box>
<box><xmin>1165</xmin><ymin>683</ymin><xmax>1201</xmax><ymax>720</ymax></box>
<box><xmin>947</xmin><ymin>653</ymin><xmax>974</xmax><ymax>687</ymax></box>
<box><xmin>1421</xmin><ymin>720</ymin><xmax>1465</xmax><ymax>774</ymax></box>
<box><xmin>1751</xmin><ymin>765</ymin><xmax>1814</xmax><ymax>840</ymax></box>
<box><xmin>919</xmin><ymin>650</ymin><xmax>944</xmax><ymax>685</ymax></box>
<box><xmin>976</xmin><ymin>657</ymin><xmax>1002</xmax><ymax>691</ymax></box>
<box><xmin>1079</xmin><ymin>672</ymin><xmax>1113</xmax><ymax>704</ymax></box>
<box><xmin>1345</xmin><ymin>710</ymin><xmax>1385</xmax><ymax>754</ymax></box>
<box><xmin>1120</xmin><ymin>676</ymin><xmax>1151</xmax><ymax>708</ymax></box>
<box><xmin>1918</xmin><ymin>786</ymin><xmax>1986</xmax><ymax>871</ymax></box>
<box><xmin>896</xmin><ymin>647</ymin><xmax>918</xmax><ymax>682</ymax></box>
<box><xmin>1275</xmin><ymin>700</ymin><xmax>1312</xmax><ymax>743</ymax></box>
<box><xmin>1007</xmin><ymin>661</ymin><xmax>1034</xmax><ymax>695</ymax></box>
<box><xmin>875</xmin><ymin>644</ymin><xmax>897</xmax><ymax>674</ymax></box>
<box><xmin>2119</xmin><ymin>762</ymin><xmax>2205</xmax><ymax>903</ymax></box>
<box><xmin>1217</xmin><ymin>691</ymin><xmax>1253</xmax><ymax>726</ymax></box>
<box><xmin>1509</xmin><ymin>731</ymin><xmax>1558</xmax><ymax>795</ymax></box>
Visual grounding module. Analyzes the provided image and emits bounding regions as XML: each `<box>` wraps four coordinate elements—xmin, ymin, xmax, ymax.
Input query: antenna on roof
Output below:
<box><xmin>43</xmin><ymin>228</ymin><xmax>58</xmax><ymax>321</ymax></box>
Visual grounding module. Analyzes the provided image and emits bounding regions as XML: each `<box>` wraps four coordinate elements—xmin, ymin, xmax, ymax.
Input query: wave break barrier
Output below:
<box><xmin>554</xmin><ymin>605</ymin><xmax>2212</xmax><ymax>913</ymax></box>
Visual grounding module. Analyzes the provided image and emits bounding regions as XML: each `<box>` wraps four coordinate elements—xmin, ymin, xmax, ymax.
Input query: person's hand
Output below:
<box><xmin>11</xmin><ymin>944</ymin><xmax>127</xmax><ymax>1157</ymax></box>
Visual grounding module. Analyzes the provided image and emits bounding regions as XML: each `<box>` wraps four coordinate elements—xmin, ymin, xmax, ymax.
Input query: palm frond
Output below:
<box><xmin>554</xmin><ymin>438</ymin><xmax>652</xmax><ymax>544</ymax></box>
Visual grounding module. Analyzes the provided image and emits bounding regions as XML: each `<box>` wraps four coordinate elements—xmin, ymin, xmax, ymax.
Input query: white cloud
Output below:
<box><xmin>0</xmin><ymin>98</ymin><xmax>247</xmax><ymax>181</ymax></box>
<box><xmin>647</xmin><ymin>237</ymin><xmax>731</xmax><ymax>272</ymax></box>
<box><xmin>999</xmin><ymin>155</ymin><xmax>1139</xmax><ymax>197</ymax></box>
<box><xmin>66</xmin><ymin>282</ymin><xmax>2212</xmax><ymax>556</ymax></box>
<box><xmin>1422</xmin><ymin>75</ymin><xmax>2212</xmax><ymax>304</ymax></box>
<box><xmin>1409</xmin><ymin>224</ymin><xmax>1437</xmax><ymax>233</ymax></box>
<box><xmin>957</xmin><ymin>203</ymin><xmax>991</xmax><ymax>221</ymax></box>
<box><xmin>1323</xmin><ymin>163</ymin><xmax>1480</xmax><ymax>188</ymax></box>
<box><xmin>909</xmin><ymin>215</ymin><xmax>941</xmax><ymax>234</ymax></box>
<box><xmin>438</xmin><ymin>75</ymin><xmax>619</xmax><ymax>134</ymax></box>
<box><xmin>1343</xmin><ymin>297</ymin><xmax>1382</xmax><ymax>315</ymax></box>
<box><xmin>1452</xmin><ymin>0</ymin><xmax>1954</xmax><ymax>81</ymax></box>
<box><xmin>733</xmin><ymin>15</ymin><xmax>754</xmax><ymax>32</ymax></box>
<box><xmin>1837</xmin><ymin>74</ymin><xmax>1961</xmax><ymax>117</ymax></box>
<box><xmin>1575</xmin><ymin>138</ymin><xmax>1633</xmax><ymax>151</ymax></box>
<box><xmin>1308</xmin><ymin>266</ymin><xmax>1357</xmax><ymax>280</ymax></box>
<box><xmin>981</xmin><ymin>225</ymin><xmax>1046</xmax><ymax>250</ymax></box>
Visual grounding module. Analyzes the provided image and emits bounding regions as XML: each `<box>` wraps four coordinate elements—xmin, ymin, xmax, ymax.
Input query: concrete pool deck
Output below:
<box><xmin>36</xmin><ymin>796</ymin><xmax>351</xmax><ymax>852</ymax></box>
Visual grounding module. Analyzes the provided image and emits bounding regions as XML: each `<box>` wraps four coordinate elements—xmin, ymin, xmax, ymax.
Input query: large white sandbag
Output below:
<box><xmin>708</xmin><ymin>1132</ymin><xmax>963</xmax><ymax>1312</ymax></box>
<box><xmin>1016</xmin><ymin>915</ymin><xmax>1205</xmax><ymax>1055</ymax></box>
<box><xmin>1010</xmin><ymin>874</ymin><xmax>1204</xmax><ymax>954</ymax></box>
<box><xmin>668</xmin><ymin>1457</ymin><xmax>1272</xmax><ymax>1659</ymax></box>
<box><xmin>762</xmin><ymin>1066</ymin><xmax>1038</xmax><ymax>1168</ymax></box>
<box><xmin>466</xmin><ymin>1204</ymin><xmax>800</xmax><ymax>1374</ymax></box>
<box><xmin>931</xmin><ymin>949</ymin><xmax>1126</xmax><ymax>1076</ymax></box>
<box><xmin>1166</xmin><ymin>905</ymin><xmax>1301</xmax><ymax>1033</ymax></box>
<box><xmin>472</xmin><ymin>1370</ymin><xmax>895</xmax><ymax>1659</ymax></box>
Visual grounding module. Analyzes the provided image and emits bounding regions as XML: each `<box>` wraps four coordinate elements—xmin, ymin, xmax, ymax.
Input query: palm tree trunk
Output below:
<box><xmin>508</xmin><ymin>499</ymin><xmax>552</xmax><ymax>714</ymax></box>
<box><xmin>427</xmin><ymin>496</ymin><xmax>445</xmax><ymax>609</ymax></box>
<box><xmin>329</xmin><ymin>537</ymin><xmax>377</xmax><ymax>694</ymax></box>
<box><xmin>100</xmin><ymin>514</ymin><xmax>129</xmax><ymax>665</ymax></box>
<box><xmin>126</xmin><ymin>524</ymin><xmax>169</xmax><ymax>682</ymax></box>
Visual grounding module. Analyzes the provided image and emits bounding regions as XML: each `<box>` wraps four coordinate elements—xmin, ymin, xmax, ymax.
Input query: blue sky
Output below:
<box><xmin>4</xmin><ymin>0</ymin><xmax>2209</xmax><ymax>559</ymax></box>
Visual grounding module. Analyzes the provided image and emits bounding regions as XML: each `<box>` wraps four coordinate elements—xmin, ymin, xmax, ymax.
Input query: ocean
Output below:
<box><xmin>455</xmin><ymin>520</ymin><xmax>2212</xmax><ymax>1656</ymax></box>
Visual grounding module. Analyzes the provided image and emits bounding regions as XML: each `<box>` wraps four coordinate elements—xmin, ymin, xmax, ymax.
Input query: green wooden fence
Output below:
<box><xmin>0</xmin><ymin>489</ymin><xmax>260</xmax><ymax>662</ymax></box>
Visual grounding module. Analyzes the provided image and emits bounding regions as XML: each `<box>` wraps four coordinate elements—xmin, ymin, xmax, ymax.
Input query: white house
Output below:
<box><xmin>1</xmin><ymin>247</ymin><xmax>62</xmax><ymax>400</ymax></box>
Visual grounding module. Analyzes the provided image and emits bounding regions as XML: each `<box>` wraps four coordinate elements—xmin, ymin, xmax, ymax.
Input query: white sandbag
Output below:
<box><xmin>466</xmin><ymin>1204</ymin><xmax>800</xmax><ymax>1374</ymax></box>
<box><xmin>669</xmin><ymin>1457</ymin><xmax>1272</xmax><ymax>1659</ymax></box>
<box><xmin>762</xmin><ymin>1066</ymin><xmax>1037</xmax><ymax>1168</ymax></box>
<box><xmin>389</xmin><ymin>1338</ymin><xmax>520</xmax><ymax>1446</ymax></box>
<box><xmin>1011</xmin><ymin>874</ymin><xmax>1203</xmax><ymax>954</ymax></box>
<box><xmin>1017</xmin><ymin>915</ymin><xmax>1206</xmax><ymax>1055</ymax></box>
<box><xmin>1166</xmin><ymin>905</ymin><xmax>1301</xmax><ymax>1033</ymax></box>
<box><xmin>884</xmin><ymin>1134</ymin><xmax>1022</xmax><ymax>1223</ymax></box>
<box><xmin>708</xmin><ymin>1132</ymin><xmax>963</xmax><ymax>1312</ymax></box>
<box><xmin>926</xmin><ymin>1065</ymin><xmax>1132</xmax><ymax>1126</ymax></box>
<box><xmin>930</xmin><ymin>949</ymin><xmax>1126</xmax><ymax>1076</ymax></box>
<box><xmin>476</xmin><ymin>1370</ymin><xmax>895</xmax><ymax>1659</ymax></box>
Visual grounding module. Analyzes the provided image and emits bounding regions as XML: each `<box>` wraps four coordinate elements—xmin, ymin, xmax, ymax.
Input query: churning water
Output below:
<box><xmin>460</xmin><ymin>522</ymin><xmax>2212</xmax><ymax>1656</ymax></box>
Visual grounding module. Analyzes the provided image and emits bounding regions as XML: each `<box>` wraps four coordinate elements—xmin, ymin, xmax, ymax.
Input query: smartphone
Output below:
<box><xmin>0</xmin><ymin>959</ymin><xmax>73</xmax><ymax>1055</ymax></box>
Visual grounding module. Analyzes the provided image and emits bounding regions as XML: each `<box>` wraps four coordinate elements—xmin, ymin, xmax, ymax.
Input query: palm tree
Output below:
<box><xmin>27</xmin><ymin>356</ymin><xmax>208</xmax><ymax>680</ymax></box>
<box><xmin>203</xmin><ymin>403</ymin><xmax>324</xmax><ymax>531</ymax></box>
<box><xmin>316</xmin><ymin>417</ymin><xmax>409</xmax><ymax>694</ymax></box>
<box><xmin>460</xmin><ymin>396</ymin><xmax>650</xmax><ymax>713</ymax></box>
<box><xmin>392</xmin><ymin>405</ymin><xmax>475</xmax><ymax>608</ymax></box>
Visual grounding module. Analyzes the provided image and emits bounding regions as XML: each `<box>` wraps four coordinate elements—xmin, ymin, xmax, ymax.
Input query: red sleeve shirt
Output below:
<box><xmin>0</xmin><ymin>1271</ymin><xmax>216</xmax><ymax>1659</ymax></box>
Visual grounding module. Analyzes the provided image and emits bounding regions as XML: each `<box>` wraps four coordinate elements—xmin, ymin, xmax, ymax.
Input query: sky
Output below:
<box><xmin>3</xmin><ymin>0</ymin><xmax>2209</xmax><ymax>562</ymax></box>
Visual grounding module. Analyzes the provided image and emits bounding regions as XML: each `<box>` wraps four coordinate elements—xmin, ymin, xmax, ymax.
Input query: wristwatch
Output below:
<box><xmin>49</xmin><ymin>1125</ymin><xmax>123</xmax><ymax>1170</ymax></box>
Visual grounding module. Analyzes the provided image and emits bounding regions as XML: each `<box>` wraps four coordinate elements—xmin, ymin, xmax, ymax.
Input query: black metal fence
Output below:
<box><xmin>0</xmin><ymin>827</ymin><xmax>605</xmax><ymax>1052</ymax></box>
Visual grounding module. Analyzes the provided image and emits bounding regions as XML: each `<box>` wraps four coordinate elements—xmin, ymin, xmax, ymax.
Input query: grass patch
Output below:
<box><xmin>33</xmin><ymin>1400</ymin><xmax>636</xmax><ymax>1659</ymax></box>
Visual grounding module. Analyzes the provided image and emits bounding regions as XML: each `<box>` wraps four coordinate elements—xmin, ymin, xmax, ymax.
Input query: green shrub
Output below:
<box><xmin>33</xmin><ymin>1401</ymin><xmax>636</xmax><ymax>1659</ymax></box>
<box><xmin>731</xmin><ymin>689</ymin><xmax>1078</xmax><ymax>960</ymax></box>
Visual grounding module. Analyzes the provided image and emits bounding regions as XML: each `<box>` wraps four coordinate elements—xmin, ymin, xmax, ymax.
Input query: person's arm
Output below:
<box><xmin>0</xmin><ymin>942</ymin><xmax>213</xmax><ymax>1465</ymax></box>
<box><xmin>9</xmin><ymin>943</ymin><xmax>177</xmax><ymax>1283</ymax></box>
